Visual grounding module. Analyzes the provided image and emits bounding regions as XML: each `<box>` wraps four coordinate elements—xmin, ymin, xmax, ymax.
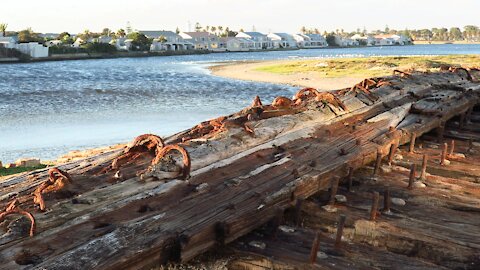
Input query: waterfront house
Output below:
<box><xmin>267</xmin><ymin>33</ymin><xmax>298</xmax><ymax>49</ymax></box>
<box><xmin>0</xmin><ymin>35</ymin><xmax>48</xmax><ymax>58</ymax></box>
<box><xmin>235</xmin><ymin>32</ymin><xmax>272</xmax><ymax>50</ymax></box>
<box><xmin>334</xmin><ymin>36</ymin><xmax>359</xmax><ymax>47</ymax></box>
<box><xmin>72</xmin><ymin>38</ymin><xmax>85</xmax><ymax>48</ymax></box>
<box><xmin>220</xmin><ymin>37</ymin><xmax>255</xmax><ymax>52</ymax></box>
<box><xmin>110</xmin><ymin>37</ymin><xmax>132</xmax><ymax>51</ymax></box>
<box><xmin>45</xmin><ymin>40</ymin><xmax>63</xmax><ymax>47</ymax></box>
<box><xmin>293</xmin><ymin>33</ymin><xmax>328</xmax><ymax>48</ymax></box>
<box><xmin>179</xmin><ymin>32</ymin><xmax>219</xmax><ymax>50</ymax></box>
<box><xmin>143</xmin><ymin>31</ymin><xmax>194</xmax><ymax>51</ymax></box>
<box><xmin>351</xmin><ymin>34</ymin><xmax>376</xmax><ymax>46</ymax></box>
<box><xmin>374</xmin><ymin>34</ymin><xmax>411</xmax><ymax>45</ymax></box>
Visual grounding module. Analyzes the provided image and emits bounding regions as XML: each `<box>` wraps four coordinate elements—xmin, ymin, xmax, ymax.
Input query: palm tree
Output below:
<box><xmin>0</xmin><ymin>23</ymin><xmax>7</xmax><ymax>37</ymax></box>
<box><xmin>117</xmin><ymin>29</ymin><xmax>126</xmax><ymax>37</ymax></box>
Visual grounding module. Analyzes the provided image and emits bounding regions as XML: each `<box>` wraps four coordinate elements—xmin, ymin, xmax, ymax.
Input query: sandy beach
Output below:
<box><xmin>209</xmin><ymin>60</ymin><xmax>361</xmax><ymax>90</ymax></box>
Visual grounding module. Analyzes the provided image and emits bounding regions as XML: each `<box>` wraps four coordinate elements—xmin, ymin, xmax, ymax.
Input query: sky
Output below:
<box><xmin>2</xmin><ymin>0</ymin><xmax>479</xmax><ymax>34</ymax></box>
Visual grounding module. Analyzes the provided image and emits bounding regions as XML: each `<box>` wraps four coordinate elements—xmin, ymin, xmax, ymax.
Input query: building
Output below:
<box><xmin>220</xmin><ymin>37</ymin><xmax>255</xmax><ymax>52</ymax></box>
<box><xmin>179</xmin><ymin>32</ymin><xmax>219</xmax><ymax>50</ymax></box>
<box><xmin>235</xmin><ymin>32</ymin><xmax>272</xmax><ymax>50</ymax></box>
<box><xmin>110</xmin><ymin>37</ymin><xmax>132</xmax><ymax>51</ymax></box>
<box><xmin>45</xmin><ymin>40</ymin><xmax>63</xmax><ymax>47</ymax></box>
<box><xmin>334</xmin><ymin>36</ymin><xmax>360</xmax><ymax>47</ymax></box>
<box><xmin>143</xmin><ymin>31</ymin><xmax>194</xmax><ymax>51</ymax></box>
<box><xmin>374</xmin><ymin>34</ymin><xmax>411</xmax><ymax>45</ymax></box>
<box><xmin>0</xmin><ymin>35</ymin><xmax>48</xmax><ymax>58</ymax></box>
<box><xmin>267</xmin><ymin>33</ymin><xmax>298</xmax><ymax>49</ymax></box>
<box><xmin>351</xmin><ymin>34</ymin><xmax>376</xmax><ymax>46</ymax></box>
<box><xmin>293</xmin><ymin>33</ymin><xmax>328</xmax><ymax>48</ymax></box>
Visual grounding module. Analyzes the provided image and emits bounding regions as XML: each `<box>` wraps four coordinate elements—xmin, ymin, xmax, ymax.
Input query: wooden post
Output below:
<box><xmin>382</xmin><ymin>187</ymin><xmax>391</xmax><ymax>213</ymax></box>
<box><xmin>370</xmin><ymin>192</ymin><xmax>380</xmax><ymax>221</ymax></box>
<box><xmin>294</xmin><ymin>198</ymin><xmax>304</xmax><ymax>227</ymax></box>
<box><xmin>346</xmin><ymin>167</ymin><xmax>354</xmax><ymax>192</ymax></box>
<box><xmin>437</xmin><ymin>122</ymin><xmax>445</xmax><ymax>143</ymax></box>
<box><xmin>408</xmin><ymin>164</ymin><xmax>416</xmax><ymax>189</ymax></box>
<box><xmin>449</xmin><ymin>139</ymin><xmax>455</xmax><ymax>157</ymax></box>
<box><xmin>309</xmin><ymin>232</ymin><xmax>321</xmax><ymax>264</ymax></box>
<box><xmin>373</xmin><ymin>151</ymin><xmax>382</xmax><ymax>176</ymax></box>
<box><xmin>440</xmin><ymin>143</ymin><xmax>448</xmax><ymax>165</ymax></box>
<box><xmin>334</xmin><ymin>214</ymin><xmax>347</xmax><ymax>249</ymax></box>
<box><xmin>387</xmin><ymin>142</ymin><xmax>398</xmax><ymax>165</ymax></box>
<box><xmin>328</xmin><ymin>177</ymin><xmax>340</xmax><ymax>205</ymax></box>
<box><xmin>409</xmin><ymin>132</ymin><xmax>416</xmax><ymax>153</ymax></box>
<box><xmin>419</xmin><ymin>154</ymin><xmax>428</xmax><ymax>180</ymax></box>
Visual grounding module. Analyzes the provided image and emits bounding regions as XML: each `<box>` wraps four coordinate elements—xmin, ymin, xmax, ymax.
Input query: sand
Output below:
<box><xmin>209</xmin><ymin>60</ymin><xmax>361</xmax><ymax>90</ymax></box>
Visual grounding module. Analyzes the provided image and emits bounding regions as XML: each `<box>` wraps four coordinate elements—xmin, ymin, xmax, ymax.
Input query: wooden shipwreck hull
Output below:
<box><xmin>0</xmin><ymin>69</ymin><xmax>479</xmax><ymax>269</ymax></box>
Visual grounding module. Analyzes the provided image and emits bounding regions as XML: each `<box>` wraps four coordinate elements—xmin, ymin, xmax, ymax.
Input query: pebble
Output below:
<box><xmin>249</xmin><ymin>241</ymin><xmax>266</xmax><ymax>250</ymax></box>
<box><xmin>413</xmin><ymin>181</ymin><xmax>426</xmax><ymax>188</ymax></box>
<box><xmin>442</xmin><ymin>159</ymin><xmax>451</xmax><ymax>166</ymax></box>
<box><xmin>316</xmin><ymin>251</ymin><xmax>328</xmax><ymax>259</ymax></box>
<box><xmin>381</xmin><ymin>166</ymin><xmax>392</xmax><ymax>173</ymax></box>
<box><xmin>322</xmin><ymin>205</ymin><xmax>338</xmax><ymax>212</ymax></box>
<box><xmin>278</xmin><ymin>225</ymin><xmax>295</xmax><ymax>233</ymax></box>
<box><xmin>391</xmin><ymin>198</ymin><xmax>406</xmax><ymax>206</ymax></box>
<box><xmin>335</xmin><ymin>195</ymin><xmax>347</xmax><ymax>203</ymax></box>
<box><xmin>473</xmin><ymin>142</ymin><xmax>480</xmax><ymax>147</ymax></box>
<box><xmin>195</xmin><ymin>183</ymin><xmax>209</xmax><ymax>192</ymax></box>
<box><xmin>394</xmin><ymin>154</ymin><xmax>404</xmax><ymax>160</ymax></box>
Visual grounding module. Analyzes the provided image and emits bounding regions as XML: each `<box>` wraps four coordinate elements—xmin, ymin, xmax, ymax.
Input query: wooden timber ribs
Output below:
<box><xmin>0</xmin><ymin>68</ymin><xmax>479</xmax><ymax>269</ymax></box>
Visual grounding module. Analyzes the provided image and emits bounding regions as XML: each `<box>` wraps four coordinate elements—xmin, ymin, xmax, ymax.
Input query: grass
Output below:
<box><xmin>0</xmin><ymin>164</ymin><xmax>48</xmax><ymax>177</ymax></box>
<box><xmin>254</xmin><ymin>55</ymin><xmax>480</xmax><ymax>78</ymax></box>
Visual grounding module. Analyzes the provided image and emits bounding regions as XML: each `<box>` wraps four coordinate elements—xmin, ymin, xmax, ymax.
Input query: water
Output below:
<box><xmin>1</xmin><ymin>44</ymin><xmax>479</xmax><ymax>163</ymax></box>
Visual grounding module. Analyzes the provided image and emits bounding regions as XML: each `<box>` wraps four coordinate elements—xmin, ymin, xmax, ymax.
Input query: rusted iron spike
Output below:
<box><xmin>334</xmin><ymin>214</ymin><xmax>347</xmax><ymax>249</ymax></box>
<box><xmin>294</xmin><ymin>197</ymin><xmax>304</xmax><ymax>227</ymax></box>
<box><xmin>440</xmin><ymin>143</ymin><xmax>448</xmax><ymax>166</ymax></box>
<box><xmin>347</xmin><ymin>167</ymin><xmax>354</xmax><ymax>192</ymax></box>
<box><xmin>309</xmin><ymin>232</ymin><xmax>321</xmax><ymax>264</ymax></box>
<box><xmin>370</xmin><ymin>192</ymin><xmax>380</xmax><ymax>221</ymax></box>
<box><xmin>420</xmin><ymin>154</ymin><xmax>428</xmax><ymax>180</ymax></box>
<box><xmin>382</xmin><ymin>187</ymin><xmax>391</xmax><ymax>213</ymax></box>
<box><xmin>152</xmin><ymin>144</ymin><xmax>191</xmax><ymax>180</ymax></box>
<box><xmin>294</xmin><ymin>87</ymin><xmax>319</xmax><ymax>101</ymax></box>
<box><xmin>328</xmin><ymin>177</ymin><xmax>340</xmax><ymax>205</ymax></box>
<box><xmin>33</xmin><ymin>168</ymin><xmax>72</xmax><ymax>211</ymax></box>
<box><xmin>0</xmin><ymin>199</ymin><xmax>36</xmax><ymax>237</ymax></box>
<box><xmin>449</xmin><ymin>140</ymin><xmax>455</xmax><ymax>157</ymax></box>
<box><xmin>387</xmin><ymin>142</ymin><xmax>398</xmax><ymax>165</ymax></box>
<box><xmin>373</xmin><ymin>151</ymin><xmax>382</xmax><ymax>176</ymax></box>
<box><xmin>315</xmin><ymin>92</ymin><xmax>348</xmax><ymax>111</ymax></box>
<box><xmin>409</xmin><ymin>132</ymin><xmax>416</xmax><ymax>153</ymax></box>
<box><xmin>408</xmin><ymin>164</ymin><xmax>416</xmax><ymax>189</ymax></box>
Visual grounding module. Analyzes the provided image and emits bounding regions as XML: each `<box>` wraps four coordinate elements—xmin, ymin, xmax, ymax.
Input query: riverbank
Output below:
<box><xmin>210</xmin><ymin>55</ymin><xmax>480</xmax><ymax>90</ymax></box>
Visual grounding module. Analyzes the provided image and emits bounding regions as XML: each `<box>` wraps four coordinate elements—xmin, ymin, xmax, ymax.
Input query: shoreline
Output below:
<box><xmin>209</xmin><ymin>59</ymin><xmax>362</xmax><ymax>90</ymax></box>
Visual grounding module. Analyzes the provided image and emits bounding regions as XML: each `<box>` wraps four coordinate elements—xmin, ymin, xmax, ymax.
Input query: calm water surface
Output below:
<box><xmin>1</xmin><ymin>44</ymin><xmax>479</xmax><ymax>163</ymax></box>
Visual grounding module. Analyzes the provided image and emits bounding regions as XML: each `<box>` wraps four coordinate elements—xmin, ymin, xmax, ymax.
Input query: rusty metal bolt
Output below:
<box><xmin>387</xmin><ymin>142</ymin><xmax>398</xmax><ymax>165</ymax></box>
<box><xmin>370</xmin><ymin>192</ymin><xmax>380</xmax><ymax>221</ymax></box>
<box><xmin>408</xmin><ymin>164</ymin><xmax>416</xmax><ymax>189</ymax></box>
<box><xmin>419</xmin><ymin>154</ymin><xmax>428</xmax><ymax>180</ymax></box>
<box><xmin>373</xmin><ymin>151</ymin><xmax>383</xmax><ymax>176</ymax></box>
<box><xmin>152</xmin><ymin>144</ymin><xmax>191</xmax><ymax>180</ymax></box>
<box><xmin>382</xmin><ymin>187</ymin><xmax>391</xmax><ymax>213</ymax></box>
<box><xmin>334</xmin><ymin>214</ymin><xmax>347</xmax><ymax>249</ymax></box>
<box><xmin>33</xmin><ymin>168</ymin><xmax>72</xmax><ymax>211</ymax></box>
<box><xmin>449</xmin><ymin>140</ymin><xmax>455</xmax><ymax>157</ymax></box>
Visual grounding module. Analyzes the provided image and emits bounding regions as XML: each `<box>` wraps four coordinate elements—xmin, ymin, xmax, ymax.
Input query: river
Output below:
<box><xmin>1</xmin><ymin>44</ymin><xmax>479</xmax><ymax>163</ymax></box>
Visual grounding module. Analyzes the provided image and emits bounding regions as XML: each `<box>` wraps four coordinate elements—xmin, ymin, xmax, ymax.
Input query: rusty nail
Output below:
<box><xmin>409</xmin><ymin>132</ymin><xmax>416</xmax><ymax>153</ymax></box>
<box><xmin>373</xmin><ymin>151</ymin><xmax>382</xmax><ymax>176</ymax></box>
<box><xmin>309</xmin><ymin>232</ymin><xmax>321</xmax><ymax>264</ymax></box>
<box><xmin>347</xmin><ymin>167</ymin><xmax>354</xmax><ymax>192</ymax></box>
<box><xmin>408</xmin><ymin>164</ymin><xmax>416</xmax><ymax>189</ymax></box>
<box><xmin>294</xmin><ymin>197</ymin><xmax>304</xmax><ymax>227</ymax></box>
<box><xmin>334</xmin><ymin>214</ymin><xmax>347</xmax><ymax>249</ymax></box>
<box><xmin>370</xmin><ymin>192</ymin><xmax>380</xmax><ymax>221</ymax></box>
<box><xmin>382</xmin><ymin>187</ymin><xmax>391</xmax><ymax>213</ymax></box>
<box><xmin>449</xmin><ymin>139</ymin><xmax>455</xmax><ymax>157</ymax></box>
<box><xmin>420</xmin><ymin>154</ymin><xmax>428</xmax><ymax>180</ymax></box>
<box><xmin>440</xmin><ymin>142</ymin><xmax>448</xmax><ymax>165</ymax></box>
<box><xmin>329</xmin><ymin>177</ymin><xmax>340</xmax><ymax>205</ymax></box>
<box><xmin>387</xmin><ymin>142</ymin><xmax>397</xmax><ymax>165</ymax></box>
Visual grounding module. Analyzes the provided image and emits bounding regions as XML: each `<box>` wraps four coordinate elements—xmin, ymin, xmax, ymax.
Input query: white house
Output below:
<box><xmin>334</xmin><ymin>36</ymin><xmax>359</xmax><ymax>47</ymax></box>
<box><xmin>220</xmin><ymin>37</ymin><xmax>255</xmax><ymax>52</ymax></box>
<box><xmin>179</xmin><ymin>32</ymin><xmax>219</xmax><ymax>50</ymax></box>
<box><xmin>293</xmin><ymin>33</ymin><xmax>328</xmax><ymax>48</ymax></box>
<box><xmin>110</xmin><ymin>37</ymin><xmax>132</xmax><ymax>51</ymax></box>
<box><xmin>72</xmin><ymin>38</ymin><xmax>85</xmax><ymax>48</ymax></box>
<box><xmin>143</xmin><ymin>31</ymin><xmax>194</xmax><ymax>51</ymax></box>
<box><xmin>375</xmin><ymin>34</ymin><xmax>411</xmax><ymax>45</ymax></box>
<box><xmin>267</xmin><ymin>33</ymin><xmax>298</xmax><ymax>49</ymax></box>
<box><xmin>351</xmin><ymin>34</ymin><xmax>376</xmax><ymax>46</ymax></box>
<box><xmin>45</xmin><ymin>40</ymin><xmax>63</xmax><ymax>47</ymax></box>
<box><xmin>0</xmin><ymin>36</ymin><xmax>48</xmax><ymax>58</ymax></box>
<box><xmin>235</xmin><ymin>32</ymin><xmax>272</xmax><ymax>50</ymax></box>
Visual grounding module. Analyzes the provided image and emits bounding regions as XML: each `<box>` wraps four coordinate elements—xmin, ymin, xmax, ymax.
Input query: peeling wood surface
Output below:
<box><xmin>0</xmin><ymin>70</ymin><xmax>479</xmax><ymax>269</ymax></box>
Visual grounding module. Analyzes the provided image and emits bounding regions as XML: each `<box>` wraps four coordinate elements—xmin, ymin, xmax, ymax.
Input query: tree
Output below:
<box><xmin>102</xmin><ymin>28</ymin><xmax>111</xmax><ymax>36</ymax></box>
<box><xmin>300</xmin><ymin>26</ymin><xmax>307</xmax><ymax>34</ymax></box>
<box><xmin>17</xmin><ymin>28</ymin><xmax>42</xmax><ymax>43</ymax></box>
<box><xmin>127</xmin><ymin>32</ymin><xmax>151</xmax><ymax>51</ymax></box>
<box><xmin>78</xmin><ymin>29</ymin><xmax>93</xmax><ymax>41</ymax></box>
<box><xmin>0</xmin><ymin>23</ymin><xmax>7</xmax><ymax>37</ymax></box>
<box><xmin>210</xmin><ymin>26</ymin><xmax>217</xmax><ymax>34</ymax></box>
<box><xmin>325</xmin><ymin>33</ymin><xmax>338</xmax><ymax>46</ymax></box>
<box><xmin>158</xmin><ymin>35</ymin><xmax>167</xmax><ymax>43</ymax></box>
<box><xmin>449</xmin><ymin>27</ymin><xmax>463</xmax><ymax>40</ymax></box>
<box><xmin>175</xmin><ymin>27</ymin><xmax>180</xmax><ymax>34</ymax></box>
<box><xmin>195</xmin><ymin>22</ymin><xmax>202</xmax><ymax>32</ymax></box>
<box><xmin>385</xmin><ymin>25</ymin><xmax>390</xmax><ymax>34</ymax></box>
<box><xmin>117</xmin><ymin>29</ymin><xmax>126</xmax><ymax>38</ymax></box>
<box><xmin>239</xmin><ymin>28</ymin><xmax>244</xmax><ymax>32</ymax></box>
